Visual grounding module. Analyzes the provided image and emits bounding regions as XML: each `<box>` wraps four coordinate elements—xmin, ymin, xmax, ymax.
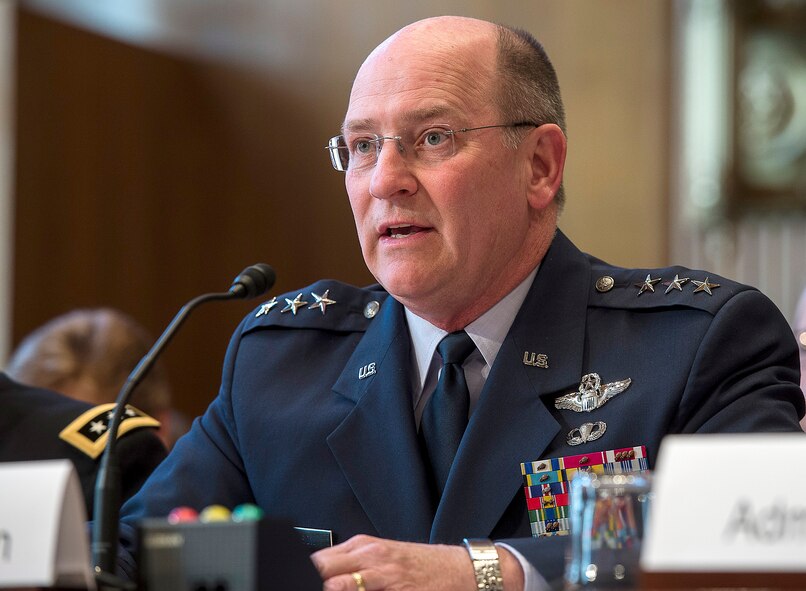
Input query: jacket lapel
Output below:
<box><xmin>431</xmin><ymin>231</ymin><xmax>592</xmax><ymax>542</ymax></box>
<box><xmin>328</xmin><ymin>297</ymin><xmax>434</xmax><ymax>542</ymax></box>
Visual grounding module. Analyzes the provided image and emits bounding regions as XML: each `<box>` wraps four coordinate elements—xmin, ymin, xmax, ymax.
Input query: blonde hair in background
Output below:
<box><xmin>6</xmin><ymin>308</ymin><xmax>171</xmax><ymax>422</ymax></box>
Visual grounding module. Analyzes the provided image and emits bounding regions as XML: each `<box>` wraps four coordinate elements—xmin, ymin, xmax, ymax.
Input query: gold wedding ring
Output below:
<box><xmin>351</xmin><ymin>571</ymin><xmax>366</xmax><ymax>591</ymax></box>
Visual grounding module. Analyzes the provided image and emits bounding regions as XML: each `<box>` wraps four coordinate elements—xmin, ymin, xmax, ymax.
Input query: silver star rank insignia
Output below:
<box><xmin>691</xmin><ymin>277</ymin><xmax>720</xmax><ymax>295</ymax></box>
<box><xmin>663</xmin><ymin>274</ymin><xmax>689</xmax><ymax>294</ymax></box>
<box><xmin>635</xmin><ymin>274</ymin><xmax>661</xmax><ymax>295</ymax></box>
<box><xmin>308</xmin><ymin>290</ymin><xmax>337</xmax><ymax>315</ymax></box>
<box><xmin>281</xmin><ymin>293</ymin><xmax>309</xmax><ymax>315</ymax></box>
<box><xmin>256</xmin><ymin>297</ymin><xmax>278</xmax><ymax>317</ymax></box>
<box><xmin>554</xmin><ymin>372</ymin><xmax>632</xmax><ymax>413</ymax></box>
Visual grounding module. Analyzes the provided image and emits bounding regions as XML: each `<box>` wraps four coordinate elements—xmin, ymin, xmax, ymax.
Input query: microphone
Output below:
<box><xmin>92</xmin><ymin>264</ymin><xmax>276</xmax><ymax>588</ymax></box>
<box><xmin>229</xmin><ymin>263</ymin><xmax>276</xmax><ymax>299</ymax></box>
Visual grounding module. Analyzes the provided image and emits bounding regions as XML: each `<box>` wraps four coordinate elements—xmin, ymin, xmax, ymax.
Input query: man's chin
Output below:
<box><xmin>376</xmin><ymin>272</ymin><xmax>436</xmax><ymax>304</ymax></box>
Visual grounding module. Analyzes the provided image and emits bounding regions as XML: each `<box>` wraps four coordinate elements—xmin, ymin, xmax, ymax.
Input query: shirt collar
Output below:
<box><xmin>404</xmin><ymin>265</ymin><xmax>539</xmax><ymax>393</ymax></box>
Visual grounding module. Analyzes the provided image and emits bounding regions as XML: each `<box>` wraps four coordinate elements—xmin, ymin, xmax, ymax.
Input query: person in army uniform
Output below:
<box><xmin>0</xmin><ymin>372</ymin><xmax>166</xmax><ymax>517</ymax></box>
<box><xmin>117</xmin><ymin>16</ymin><xmax>804</xmax><ymax>590</ymax></box>
<box><xmin>6</xmin><ymin>308</ymin><xmax>189</xmax><ymax>449</ymax></box>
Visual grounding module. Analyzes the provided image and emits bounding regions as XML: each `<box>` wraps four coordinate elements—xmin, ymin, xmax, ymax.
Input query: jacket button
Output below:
<box><xmin>595</xmin><ymin>276</ymin><xmax>614</xmax><ymax>293</ymax></box>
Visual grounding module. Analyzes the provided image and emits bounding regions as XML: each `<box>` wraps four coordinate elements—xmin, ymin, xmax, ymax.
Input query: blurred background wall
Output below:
<box><xmin>0</xmin><ymin>1</ymin><xmax>13</xmax><ymax>367</ymax></box>
<box><xmin>1</xmin><ymin>0</ymin><xmax>803</xmax><ymax>418</ymax></box>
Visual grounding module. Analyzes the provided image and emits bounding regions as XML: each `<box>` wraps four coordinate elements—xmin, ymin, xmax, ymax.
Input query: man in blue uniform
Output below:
<box><xmin>118</xmin><ymin>16</ymin><xmax>804</xmax><ymax>590</ymax></box>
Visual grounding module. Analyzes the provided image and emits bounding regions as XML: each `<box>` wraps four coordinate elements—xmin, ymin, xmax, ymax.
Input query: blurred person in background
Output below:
<box><xmin>0</xmin><ymin>371</ymin><xmax>167</xmax><ymax>515</ymax></box>
<box><xmin>6</xmin><ymin>307</ymin><xmax>189</xmax><ymax>449</ymax></box>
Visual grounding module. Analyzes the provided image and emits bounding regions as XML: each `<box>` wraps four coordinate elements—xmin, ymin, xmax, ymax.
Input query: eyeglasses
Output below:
<box><xmin>326</xmin><ymin>122</ymin><xmax>539</xmax><ymax>172</ymax></box>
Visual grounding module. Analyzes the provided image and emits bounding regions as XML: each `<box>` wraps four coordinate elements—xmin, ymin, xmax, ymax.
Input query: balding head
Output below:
<box><xmin>340</xmin><ymin>16</ymin><xmax>566</xmax><ymax>330</ymax></box>
<box><xmin>350</xmin><ymin>17</ymin><xmax>499</xmax><ymax>120</ymax></box>
<box><xmin>351</xmin><ymin>17</ymin><xmax>567</xmax><ymax>209</ymax></box>
<box><xmin>362</xmin><ymin>16</ymin><xmax>497</xmax><ymax>64</ymax></box>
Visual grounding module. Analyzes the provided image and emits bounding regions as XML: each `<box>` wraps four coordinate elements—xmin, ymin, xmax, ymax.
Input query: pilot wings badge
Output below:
<box><xmin>554</xmin><ymin>372</ymin><xmax>631</xmax><ymax>413</ymax></box>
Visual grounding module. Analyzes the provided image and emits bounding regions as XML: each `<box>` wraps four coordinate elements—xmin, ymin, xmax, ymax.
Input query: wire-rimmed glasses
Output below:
<box><xmin>326</xmin><ymin>122</ymin><xmax>539</xmax><ymax>172</ymax></box>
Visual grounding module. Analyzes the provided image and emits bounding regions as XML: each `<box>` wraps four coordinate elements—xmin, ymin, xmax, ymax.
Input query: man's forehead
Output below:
<box><xmin>342</xmin><ymin>105</ymin><xmax>459</xmax><ymax>133</ymax></box>
<box><xmin>344</xmin><ymin>22</ymin><xmax>497</xmax><ymax>131</ymax></box>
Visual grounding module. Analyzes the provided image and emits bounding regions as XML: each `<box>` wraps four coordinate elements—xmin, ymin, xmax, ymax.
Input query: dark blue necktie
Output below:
<box><xmin>421</xmin><ymin>331</ymin><xmax>477</xmax><ymax>499</ymax></box>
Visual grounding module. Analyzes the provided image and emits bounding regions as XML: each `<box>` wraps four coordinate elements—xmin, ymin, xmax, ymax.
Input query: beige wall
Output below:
<box><xmin>25</xmin><ymin>0</ymin><xmax>671</xmax><ymax>270</ymax></box>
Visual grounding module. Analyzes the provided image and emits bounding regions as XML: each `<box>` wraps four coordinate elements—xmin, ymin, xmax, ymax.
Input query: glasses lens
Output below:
<box><xmin>328</xmin><ymin>136</ymin><xmax>349</xmax><ymax>171</ymax></box>
<box><xmin>415</xmin><ymin>127</ymin><xmax>455</xmax><ymax>164</ymax></box>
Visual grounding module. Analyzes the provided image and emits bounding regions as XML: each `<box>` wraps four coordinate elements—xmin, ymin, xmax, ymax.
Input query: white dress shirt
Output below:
<box><xmin>403</xmin><ymin>266</ymin><xmax>549</xmax><ymax>591</ymax></box>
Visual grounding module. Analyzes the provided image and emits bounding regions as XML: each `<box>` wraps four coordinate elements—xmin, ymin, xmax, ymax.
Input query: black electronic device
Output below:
<box><xmin>138</xmin><ymin>517</ymin><xmax>322</xmax><ymax>591</ymax></box>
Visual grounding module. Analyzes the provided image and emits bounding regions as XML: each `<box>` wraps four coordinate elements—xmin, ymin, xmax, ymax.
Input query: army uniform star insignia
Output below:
<box><xmin>554</xmin><ymin>372</ymin><xmax>632</xmax><ymax>413</ymax></box>
<box><xmin>634</xmin><ymin>274</ymin><xmax>661</xmax><ymax>296</ymax></box>
<box><xmin>663</xmin><ymin>274</ymin><xmax>690</xmax><ymax>294</ymax></box>
<box><xmin>256</xmin><ymin>297</ymin><xmax>278</xmax><ymax>317</ymax></box>
<box><xmin>58</xmin><ymin>403</ymin><xmax>160</xmax><ymax>459</ymax></box>
<box><xmin>281</xmin><ymin>293</ymin><xmax>309</xmax><ymax>315</ymax></box>
<box><xmin>89</xmin><ymin>420</ymin><xmax>107</xmax><ymax>435</ymax></box>
<box><xmin>308</xmin><ymin>289</ymin><xmax>337</xmax><ymax>315</ymax></box>
<box><xmin>691</xmin><ymin>277</ymin><xmax>720</xmax><ymax>295</ymax></box>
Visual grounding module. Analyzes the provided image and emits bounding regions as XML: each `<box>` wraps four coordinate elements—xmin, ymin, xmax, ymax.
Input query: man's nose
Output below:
<box><xmin>369</xmin><ymin>139</ymin><xmax>417</xmax><ymax>199</ymax></box>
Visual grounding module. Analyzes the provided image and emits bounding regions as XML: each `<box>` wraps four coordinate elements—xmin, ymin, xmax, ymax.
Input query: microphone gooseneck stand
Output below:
<box><xmin>92</xmin><ymin>264</ymin><xmax>276</xmax><ymax>590</ymax></box>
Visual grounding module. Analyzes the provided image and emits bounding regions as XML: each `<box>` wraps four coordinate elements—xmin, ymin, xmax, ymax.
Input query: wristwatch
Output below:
<box><xmin>462</xmin><ymin>538</ymin><xmax>504</xmax><ymax>591</ymax></box>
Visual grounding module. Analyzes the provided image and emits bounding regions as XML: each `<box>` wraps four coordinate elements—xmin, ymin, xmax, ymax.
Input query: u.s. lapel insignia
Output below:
<box><xmin>691</xmin><ymin>277</ymin><xmax>720</xmax><ymax>295</ymax></box>
<box><xmin>567</xmin><ymin>421</ymin><xmax>607</xmax><ymax>446</ymax></box>
<box><xmin>358</xmin><ymin>362</ymin><xmax>376</xmax><ymax>380</ymax></box>
<box><xmin>523</xmin><ymin>351</ymin><xmax>548</xmax><ymax>368</ymax></box>
<box><xmin>308</xmin><ymin>290</ymin><xmax>337</xmax><ymax>315</ymax></box>
<box><xmin>554</xmin><ymin>373</ymin><xmax>632</xmax><ymax>413</ymax></box>
<box><xmin>634</xmin><ymin>274</ymin><xmax>661</xmax><ymax>295</ymax></box>
<box><xmin>256</xmin><ymin>297</ymin><xmax>278</xmax><ymax>317</ymax></box>
<box><xmin>281</xmin><ymin>293</ymin><xmax>308</xmax><ymax>315</ymax></box>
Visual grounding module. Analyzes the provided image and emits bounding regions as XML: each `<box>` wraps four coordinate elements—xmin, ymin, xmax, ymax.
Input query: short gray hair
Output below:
<box><xmin>495</xmin><ymin>25</ymin><xmax>566</xmax><ymax>208</ymax></box>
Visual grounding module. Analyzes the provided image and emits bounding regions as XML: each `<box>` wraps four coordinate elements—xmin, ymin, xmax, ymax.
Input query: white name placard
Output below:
<box><xmin>642</xmin><ymin>434</ymin><xmax>806</xmax><ymax>573</ymax></box>
<box><xmin>0</xmin><ymin>460</ymin><xmax>95</xmax><ymax>589</ymax></box>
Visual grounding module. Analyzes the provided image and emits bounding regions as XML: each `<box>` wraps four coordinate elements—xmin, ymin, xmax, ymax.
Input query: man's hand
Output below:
<box><xmin>311</xmin><ymin>534</ymin><xmax>524</xmax><ymax>591</ymax></box>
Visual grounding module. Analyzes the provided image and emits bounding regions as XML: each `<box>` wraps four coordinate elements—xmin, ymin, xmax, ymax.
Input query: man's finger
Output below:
<box><xmin>322</xmin><ymin>571</ymin><xmax>376</xmax><ymax>591</ymax></box>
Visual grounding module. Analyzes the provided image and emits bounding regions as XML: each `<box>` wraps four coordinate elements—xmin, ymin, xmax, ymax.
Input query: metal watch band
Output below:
<box><xmin>462</xmin><ymin>538</ymin><xmax>504</xmax><ymax>591</ymax></box>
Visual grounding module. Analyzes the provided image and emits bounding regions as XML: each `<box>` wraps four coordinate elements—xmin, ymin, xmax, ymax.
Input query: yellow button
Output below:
<box><xmin>199</xmin><ymin>504</ymin><xmax>231</xmax><ymax>522</ymax></box>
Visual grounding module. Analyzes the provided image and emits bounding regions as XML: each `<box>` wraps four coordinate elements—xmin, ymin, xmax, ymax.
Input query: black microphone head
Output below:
<box><xmin>229</xmin><ymin>263</ymin><xmax>276</xmax><ymax>299</ymax></box>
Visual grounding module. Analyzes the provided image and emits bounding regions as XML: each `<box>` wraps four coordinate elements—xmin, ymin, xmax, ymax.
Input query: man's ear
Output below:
<box><xmin>524</xmin><ymin>124</ymin><xmax>566</xmax><ymax>211</ymax></box>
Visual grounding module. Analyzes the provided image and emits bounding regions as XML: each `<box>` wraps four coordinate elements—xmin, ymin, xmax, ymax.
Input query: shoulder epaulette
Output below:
<box><xmin>242</xmin><ymin>279</ymin><xmax>389</xmax><ymax>333</ymax></box>
<box><xmin>59</xmin><ymin>403</ymin><xmax>160</xmax><ymax>459</ymax></box>
<box><xmin>586</xmin><ymin>263</ymin><xmax>753</xmax><ymax>315</ymax></box>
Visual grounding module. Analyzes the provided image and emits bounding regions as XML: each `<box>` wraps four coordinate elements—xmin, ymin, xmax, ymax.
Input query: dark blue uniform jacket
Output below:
<box><xmin>118</xmin><ymin>231</ymin><xmax>804</xmax><ymax>582</ymax></box>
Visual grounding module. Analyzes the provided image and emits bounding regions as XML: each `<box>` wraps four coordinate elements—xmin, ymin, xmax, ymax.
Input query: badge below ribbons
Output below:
<box><xmin>519</xmin><ymin>445</ymin><xmax>648</xmax><ymax>537</ymax></box>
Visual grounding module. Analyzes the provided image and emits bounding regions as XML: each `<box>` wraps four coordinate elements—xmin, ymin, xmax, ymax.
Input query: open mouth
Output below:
<box><xmin>385</xmin><ymin>224</ymin><xmax>427</xmax><ymax>239</ymax></box>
